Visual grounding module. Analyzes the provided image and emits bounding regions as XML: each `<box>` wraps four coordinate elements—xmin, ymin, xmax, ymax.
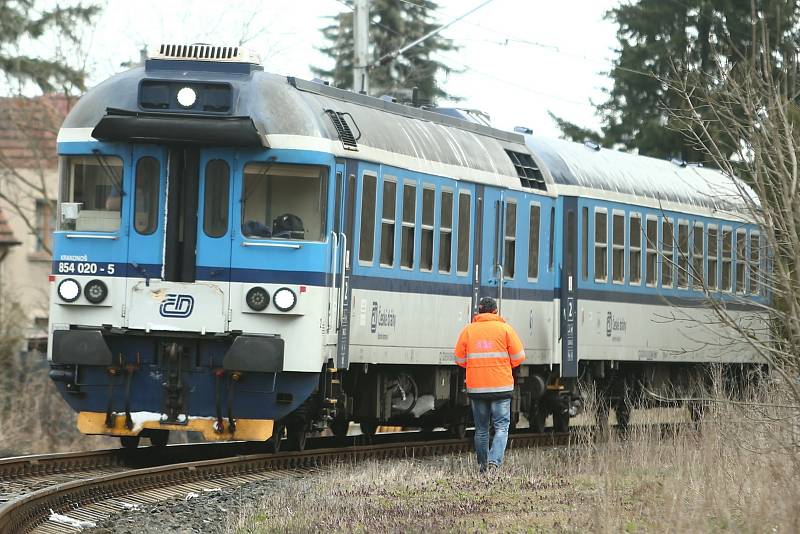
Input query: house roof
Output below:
<box><xmin>0</xmin><ymin>207</ymin><xmax>21</xmax><ymax>247</ymax></box>
<box><xmin>0</xmin><ymin>94</ymin><xmax>71</xmax><ymax>170</ymax></box>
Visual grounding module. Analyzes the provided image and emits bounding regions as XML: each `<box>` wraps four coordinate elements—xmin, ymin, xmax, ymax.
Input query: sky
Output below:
<box><xmin>72</xmin><ymin>0</ymin><xmax>620</xmax><ymax>138</ymax></box>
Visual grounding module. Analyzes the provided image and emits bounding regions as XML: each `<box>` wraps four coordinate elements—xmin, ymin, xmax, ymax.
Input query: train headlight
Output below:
<box><xmin>245</xmin><ymin>286</ymin><xmax>270</xmax><ymax>311</ymax></box>
<box><xmin>272</xmin><ymin>287</ymin><xmax>297</xmax><ymax>312</ymax></box>
<box><xmin>84</xmin><ymin>279</ymin><xmax>108</xmax><ymax>304</ymax></box>
<box><xmin>57</xmin><ymin>278</ymin><xmax>81</xmax><ymax>303</ymax></box>
<box><xmin>176</xmin><ymin>86</ymin><xmax>197</xmax><ymax>108</ymax></box>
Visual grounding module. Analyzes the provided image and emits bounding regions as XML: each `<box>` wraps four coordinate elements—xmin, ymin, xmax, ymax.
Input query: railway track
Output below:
<box><xmin>0</xmin><ymin>431</ymin><xmax>569</xmax><ymax>533</ymax></box>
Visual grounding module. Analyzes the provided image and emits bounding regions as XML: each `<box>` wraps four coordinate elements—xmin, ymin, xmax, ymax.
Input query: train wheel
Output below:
<box><xmin>120</xmin><ymin>435</ymin><xmax>140</xmax><ymax>449</ymax></box>
<box><xmin>615</xmin><ymin>400</ymin><xmax>631</xmax><ymax>434</ymax></box>
<box><xmin>148</xmin><ymin>430</ymin><xmax>169</xmax><ymax>447</ymax></box>
<box><xmin>330</xmin><ymin>418</ymin><xmax>350</xmax><ymax>440</ymax></box>
<box><xmin>687</xmin><ymin>402</ymin><xmax>705</xmax><ymax>425</ymax></box>
<box><xmin>595</xmin><ymin>394</ymin><xmax>610</xmax><ymax>436</ymax></box>
<box><xmin>286</xmin><ymin>420</ymin><xmax>309</xmax><ymax>452</ymax></box>
<box><xmin>529</xmin><ymin>402</ymin><xmax>547</xmax><ymax>433</ymax></box>
<box><xmin>359</xmin><ymin>420</ymin><xmax>377</xmax><ymax>439</ymax></box>
<box><xmin>268</xmin><ymin>423</ymin><xmax>285</xmax><ymax>453</ymax></box>
<box><xmin>553</xmin><ymin>408</ymin><xmax>570</xmax><ymax>433</ymax></box>
<box><xmin>449</xmin><ymin>423</ymin><xmax>467</xmax><ymax>439</ymax></box>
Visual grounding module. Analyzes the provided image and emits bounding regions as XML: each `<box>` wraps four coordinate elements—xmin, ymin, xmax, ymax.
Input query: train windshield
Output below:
<box><xmin>241</xmin><ymin>162</ymin><xmax>327</xmax><ymax>241</ymax></box>
<box><xmin>58</xmin><ymin>155</ymin><xmax>124</xmax><ymax>232</ymax></box>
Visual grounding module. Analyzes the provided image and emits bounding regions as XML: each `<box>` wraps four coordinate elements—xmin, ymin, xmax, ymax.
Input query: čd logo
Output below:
<box><xmin>160</xmin><ymin>294</ymin><xmax>195</xmax><ymax>318</ymax></box>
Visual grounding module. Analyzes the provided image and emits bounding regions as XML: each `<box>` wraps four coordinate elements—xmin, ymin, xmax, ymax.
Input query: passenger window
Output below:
<box><xmin>380</xmin><ymin>179</ymin><xmax>396</xmax><ymax>267</ymax></box>
<box><xmin>58</xmin><ymin>155</ymin><xmax>124</xmax><ymax>232</ymax></box>
<box><xmin>528</xmin><ymin>204</ymin><xmax>540</xmax><ymax>280</ymax></box>
<box><xmin>241</xmin><ymin>162</ymin><xmax>328</xmax><ymax>241</ymax></box>
<box><xmin>677</xmin><ymin>221</ymin><xmax>689</xmax><ymax>289</ymax></box>
<box><xmin>735</xmin><ymin>229</ymin><xmax>747</xmax><ymax>293</ymax></box>
<box><xmin>504</xmin><ymin>201</ymin><xmax>516</xmax><ymax>278</ymax></box>
<box><xmin>134</xmin><ymin>157</ymin><xmax>159</xmax><ymax>235</ymax></box>
<box><xmin>645</xmin><ymin>217</ymin><xmax>658</xmax><ymax>286</ymax></box>
<box><xmin>594</xmin><ymin>210</ymin><xmax>608</xmax><ymax>282</ymax></box>
<box><xmin>203</xmin><ymin>160</ymin><xmax>229</xmax><ymax>238</ymax></box>
<box><xmin>401</xmin><ymin>183</ymin><xmax>416</xmax><ymax>269</ymax></box>
<box><xmin>612</xmin><ymin>212</ymin><xmax>625</xmax><ymax>283</ymax></box>
<box><xmin>438</xmin><ymin>190</ymin><xmax>453</xmax><ymax>273</ymax></box>
<box><xmin>692</xmin><ymin>224</ymin><xmax>704</xmax><ymax>289</ymax></box>
<box><xmin>707</xmin><ymin>226</ymin><xmax>718</xmax><ymax>290</ymax></box>
<box><xmin>457</xmin><ymin>192</ymin><xmax>471</xmax><ymax>274</ymax></box>
<box><xmin>749</xmin><ymin>232</ymin><xmax>760</xmax><ymax>295</ymax></box>
<box><xmin>357</xmin><ymin>174</ymin><xmax>377</xmax><ymax>261</ymax></box>
<box><xmin>721</xmin><ymin>228</ymin><xmax>732</xmax><ymax>291</ymax></box>
<box><xmin>581</xmin><ymin>207</ymin><xmax>588</xmax><ymax>281</ymax></box>
<box><xmin>421</xmin><ymin>187</ymin><xmax>435</xmax><ymax>271</ymax></box>
<box><xmin>661</xmin><ymin>219</ymin><xmax>674</xmax><ymax>288</ymax></box>
<box><xmin>629</xmin><ymin>215</ymin><xmax>641</xmax><ymax>285</ymax></box>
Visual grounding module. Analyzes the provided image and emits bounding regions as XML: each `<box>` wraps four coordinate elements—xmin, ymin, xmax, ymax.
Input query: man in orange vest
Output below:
<box><xmin>455</xmin><ymin>296</ymin><xmax>525</xmax><ymax>472</ymax></box>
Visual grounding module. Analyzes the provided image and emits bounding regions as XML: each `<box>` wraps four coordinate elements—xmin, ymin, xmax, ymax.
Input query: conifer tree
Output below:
<box><xmin>312</xmin><ymin>0</ymin><xmax>458</xmax><ymax>102</ymax></box>
<box><xmin>0</xmin><ymin>0</ymin><xmax>99</xmax><ymax>93</ymax></box>
<box><xmin>553</xmin><ymin>0</ymin><xmax>800</xmax><ymax>160</ymax></box>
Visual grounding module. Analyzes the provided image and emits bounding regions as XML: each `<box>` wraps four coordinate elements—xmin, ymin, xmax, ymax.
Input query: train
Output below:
<box><xmin>48</xmin><ymin>44</ymin><xmax>768</xmax><ymax>449</ymax></box>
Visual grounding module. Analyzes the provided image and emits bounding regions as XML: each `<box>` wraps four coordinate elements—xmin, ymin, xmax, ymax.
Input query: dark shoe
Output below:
<box><xmin>486</xmin><ymin>463</ymin><xmax>499</xmax><ymax>473</ymax></box>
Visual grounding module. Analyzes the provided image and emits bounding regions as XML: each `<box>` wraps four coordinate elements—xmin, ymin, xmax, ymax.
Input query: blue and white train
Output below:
<box><xmin>48</xmin><ymin>45</ymin><xmax>767</xmax><ymax>448</ymax></box>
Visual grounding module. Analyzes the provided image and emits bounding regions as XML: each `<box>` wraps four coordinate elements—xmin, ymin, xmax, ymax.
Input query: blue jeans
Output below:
<box><xmin>470</xmin><ymin>396</ymin><xmax>511</xmax><ymax>469</ymax></box>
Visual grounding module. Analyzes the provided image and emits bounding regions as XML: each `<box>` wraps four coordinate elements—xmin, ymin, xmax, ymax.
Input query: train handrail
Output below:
<box><xmin>496</xmin><ymin>263</ymin><xmax>504</xmax><ymax>313</ymax></box>
<box><xmin>65</xmin><ymin>234</ymin><xmax>118</xmax><ymax>240</ymax></box>
<box><xmin>329</xmin><ymin>231</ymin><xmax>339</xmax><ymax>332</ymax></box>
<box><xmin>338</xmin><ymin>232</ymin><xmax>348</xmax><ymax>330</ymax></box>
<box><xmin>242</xmin><ymin>241</ymin><xmax>301</xmax><ymax>249</ymax></box>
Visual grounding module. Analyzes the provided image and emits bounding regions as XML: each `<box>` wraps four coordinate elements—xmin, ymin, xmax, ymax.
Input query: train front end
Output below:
<box><xmin>47</xmin><ymin>46</ymin><xmax>334</xmax><ymax>446</ymax></box>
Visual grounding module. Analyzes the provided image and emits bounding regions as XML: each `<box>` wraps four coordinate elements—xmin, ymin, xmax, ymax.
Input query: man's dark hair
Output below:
<box><xmin>477</xmin><ymin>297</ymin><xmax>497</xmax><ymax>314</ymax></box>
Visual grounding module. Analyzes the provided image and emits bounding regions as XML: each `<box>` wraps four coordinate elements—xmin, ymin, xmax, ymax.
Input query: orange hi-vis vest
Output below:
<box><xmin>454</xmin><ymin>313</ymin><xmax>526</xmax><ymax>395</ymax></box>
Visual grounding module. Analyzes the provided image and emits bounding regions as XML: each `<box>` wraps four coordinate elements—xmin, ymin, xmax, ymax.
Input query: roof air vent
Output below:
<box><xmin>514</xmin><ymin>126</ymin><xmax>533</xmax><ymax>134</ymax></box>
<box><xmin>149</xmin><ymin>44</ymin><xmax>261</xmax><ymax>64</ymax></box>
<box><xmin>505</xmin><ymin>150</ymin><xmax>546</xmax><ymax>190</ymax></box>
<box><xmin>584</xmin><ymin>140</ymin><xmax>601</xmax><ymax>151</ymax></box>
<box><xmin>325</xmin><ymin>110</ymin><xmax>361</xmax><ymax>151</ymax></box>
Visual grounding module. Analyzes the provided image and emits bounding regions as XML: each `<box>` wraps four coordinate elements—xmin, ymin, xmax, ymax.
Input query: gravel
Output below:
<box><xmin>85</xmin><ymin>477</ymin><xmax>296</xmax><ymax>534</ymax></box>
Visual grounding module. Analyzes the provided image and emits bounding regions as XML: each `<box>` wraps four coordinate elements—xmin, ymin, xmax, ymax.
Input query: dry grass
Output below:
<box><xmin>228</xmin><ymin>403</ymin><xmax>799</xmax><ymax>533</ymax></box>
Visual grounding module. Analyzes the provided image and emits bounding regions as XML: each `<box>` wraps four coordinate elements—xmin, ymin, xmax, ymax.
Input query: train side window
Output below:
<box><xmin>707</xmin><ymin>226</ymin><xmax>718</xmax><ymax>290</ymax></box>
<box><xmin>645</xmin><ymin>217</ymin><xmax>658</xmax><ymax>286</ymax></box>
<box><xmin>721</xmin><ymin>227</ymin><xmax>732</xmax><ymax>291</ymax></box>
<box><xmin>735</xmin><ymin>229</ymin><xmax>747</xmax><ymax>293</ymax></box>
<box><xmin>59</xmin><ymin>155</ymin><xmax>124</xmax><ymax>232</ymax></box>
<box><xmin>581</xmin><ymin>207</ymin><xmax>588</xmax><ymax>281</ymax></box>
<box><xmin>504</xmin><ymin>200</ymin><xmax>516</xmax><ymax>278</ymax></box>
<box><xmin>629</xmin><ymin>214</ymin><xmax>641</xmax><ymax>285</ymax></box>
<box><xmin>612</xmin><ymin>212</ymin><xmax>625</xmax><ymax>283</ymax></box>
<box><xmin>528</xmin><ymin>203</ymin><xmax>540</xmax><ymax>281</ymax></box>
<box><xmin>401</xmin><ymin>182</ymin><xmax>416</xmax><ymax>269</ymax></box>
<box><xmin>242</xmin><ymin>162</ymin><xmax>328</xmax><ymax>241</ymax></box>
<box><xmin>457</xmin><ymin>192</ymin><xmax>471</xmax><ymax>274</ymax></box>
<box><xmin>661</xmin><ymin>218</ymin><xmax>674</xmax><ymax>288</ymax></box>
<box><xmin>692</xmin><ymin>223</ymin><xmax>704</xmax><ymax>290</ymax></box>
<box><xmin>548</xmin><ymin>206</ymin><xmax>555</xmax><ymax>272</ymax></box>
<box><xmin>421</xmin><ymin>186</ymin><xmax>435</xmax><ymax>271</ymax></box>
<box><xmin>134</xmin><ymin>157</ymin><xmax>159</xmax><ymax>235</ymax></box>
<box><xmin>203</xmin><ymin>159</ymin><xmax>229</xmax><ymax>238</ymax></box>
<box><xmin>358</xmin><ymin>173</ymin><xmax>377</xmax><ymax>263</ymax></box>
<box><xmin>677</xmin><ymin>220</ymin><xmax>689</xmax><ymax>289</ymax></box>
<box><xmin>438</xmin><ymin>189</ymin><xmax>453</xmax><ymax>273</ymax></box>
<box><xmin>379</xmin><ymin>178</ymin><xmax>397</xmax><ymax>267</ymax></box>
<box><xmin>594</xmin><ymin>209</ymin><xmax>608</xmax><ymax>282</ymax></box>
<box><xmin>749</xmin><ymin>231</ymin><xmax>760</xmax><ymax>295</ymax></box>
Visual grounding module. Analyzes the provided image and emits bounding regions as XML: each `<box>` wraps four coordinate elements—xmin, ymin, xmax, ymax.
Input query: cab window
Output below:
<box><xmin>241</xmin><ymin>163</ymin><xmax>328</xmax><ymax>241</ymax></box>
<box><xmin>58</xmin><ymin>155</ymin><xmax>123</xmax><ymax>232</ymax></box>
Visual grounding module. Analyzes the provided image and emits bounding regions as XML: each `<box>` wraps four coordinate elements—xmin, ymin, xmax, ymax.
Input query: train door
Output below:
<box><xmin>332</xmin><ymin>160</ymin><xmax>356</xmax><ymax>370</ymax></box>
<box><xmin>481</xmin><ymin>188</ymin><xmax>524</xmax><ymax>314</ymax></box>
<box><xmin>127</xmin><ymin>145</ymin><xmax>167</xmax><ymax>282</ymax></box>
<box><xmin>560</xmin><ymin>196</ymin><xmax>579</xmax><ymax>378</ymax></box>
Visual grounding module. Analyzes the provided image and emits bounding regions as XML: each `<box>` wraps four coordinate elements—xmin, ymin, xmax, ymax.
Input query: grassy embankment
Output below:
<box><xmin>229</xmin><ymin>403</ymin><xmax>799</xmax><ymax>533</ymax></box>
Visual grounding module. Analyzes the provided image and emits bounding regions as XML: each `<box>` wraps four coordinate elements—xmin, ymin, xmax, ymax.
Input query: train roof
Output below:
<box><xmin>59</xmin><ymin>53</ymin><xmax>756</xmax><ymax>216</ymax></box>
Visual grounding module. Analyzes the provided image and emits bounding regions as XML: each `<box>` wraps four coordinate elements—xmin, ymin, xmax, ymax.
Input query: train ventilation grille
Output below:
<box><xmin>150</xmin><ymin>44</ymin><xmax>261</xmax><ymax>64</ymax></box>
<box><xmin>506</xmin><ymin>150</ymin><xmax>546</xmax><ymax>190</ymax></box>
<box><xmin>325</xmin><ymin>110</ymin><xmax>360</xmax><ymax>151</ymax></box>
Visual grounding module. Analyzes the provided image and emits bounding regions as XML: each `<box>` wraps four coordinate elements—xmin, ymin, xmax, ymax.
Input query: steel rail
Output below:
<box><xmin>0</xmin><ymin>432</ymin><xmax>569</xmax><ymax>533</ymax></box>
